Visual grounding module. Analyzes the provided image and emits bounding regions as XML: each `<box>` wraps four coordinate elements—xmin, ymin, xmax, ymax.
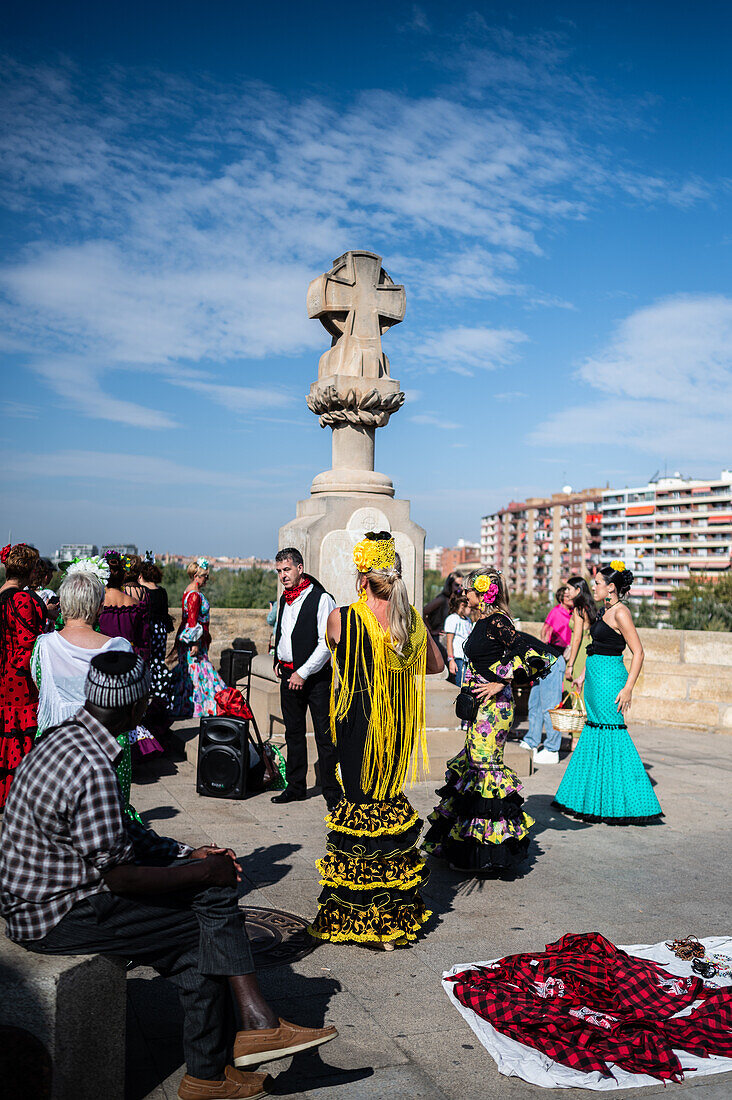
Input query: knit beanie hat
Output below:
<box><xmin>85</xmin><ymin>651</ymin><xmax>151</xmax><ymax>709</ymax></box>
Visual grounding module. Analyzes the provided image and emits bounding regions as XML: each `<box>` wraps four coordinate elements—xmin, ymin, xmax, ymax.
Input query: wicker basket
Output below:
<box><xmin>549</xmin><ymin>691</ymin><xmax>586</xmax><ymax>735</ymax></box>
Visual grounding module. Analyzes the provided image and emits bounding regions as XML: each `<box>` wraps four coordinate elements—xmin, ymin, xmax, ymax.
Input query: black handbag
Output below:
<box><xmin>455</xmin><ymin>687</ymin><xmax>480</xmax><ymax>724</ymax></box>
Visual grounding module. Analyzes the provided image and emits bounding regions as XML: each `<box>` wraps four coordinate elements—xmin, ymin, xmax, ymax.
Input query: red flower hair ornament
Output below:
<box><xmin>1</xmin><ymin>544</ymin><xmax>12</xmax><ymax>565</ymax></box>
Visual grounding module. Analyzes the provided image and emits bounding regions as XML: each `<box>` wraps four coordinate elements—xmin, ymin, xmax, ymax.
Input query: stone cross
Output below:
<box><xmin>307</xmin><ymin>250</ymin><xmax>406</xmax><ymax>379</ymax></box>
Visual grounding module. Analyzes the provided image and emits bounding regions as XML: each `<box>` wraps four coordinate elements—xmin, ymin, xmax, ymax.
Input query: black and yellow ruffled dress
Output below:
<box><xmin>308</xmin><ymin>600</ymin><xmax>431</xmax><ymax>945</ymax></box>
<box><xmin>423</xmin><ymin>612</ymin><xmax>555</xmax><ymax>873</ymax></box>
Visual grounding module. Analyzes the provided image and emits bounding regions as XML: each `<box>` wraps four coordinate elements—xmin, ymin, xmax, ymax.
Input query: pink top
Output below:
<box><xmin>544</xmin><ymin>604</ymin><xmax>572</xmax><ymax>648</ymax></box>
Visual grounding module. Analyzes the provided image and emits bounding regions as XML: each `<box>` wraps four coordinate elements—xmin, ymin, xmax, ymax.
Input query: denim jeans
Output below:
<box><xmin>526</xmin><ymin>655</ymin><xmax>565</xmax><ymax>752</ymax></box>
<box><xmin>455</xmin><ymin>657</ymin><xmax>465</xmax><ymax>686</ymax></box>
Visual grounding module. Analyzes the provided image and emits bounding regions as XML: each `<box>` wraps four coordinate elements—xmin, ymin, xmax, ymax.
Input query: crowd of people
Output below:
<box><xmin>0</xmin><ymin>535</ymin><xmax>663</xmax><ymax>1098</ymax></box>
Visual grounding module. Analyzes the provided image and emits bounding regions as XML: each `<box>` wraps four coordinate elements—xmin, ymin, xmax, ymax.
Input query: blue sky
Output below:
<box><xmin>1</xmin><ymin>1</ymin><xmax>730</xmax><ymax>557</ymax></box>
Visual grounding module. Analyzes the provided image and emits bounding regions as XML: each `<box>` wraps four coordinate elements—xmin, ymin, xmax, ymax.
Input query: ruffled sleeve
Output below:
<box><xmin>179</xmin><ymin>591</ymin><xmax>203</xmax><ymax>645</ymax></box>
<box><xmin>486</xmin><ymin>614</ymin><xmax>557</xmax><ymax>686</ymax></box>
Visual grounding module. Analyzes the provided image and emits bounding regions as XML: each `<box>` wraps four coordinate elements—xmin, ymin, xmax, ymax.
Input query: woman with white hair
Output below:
<box><xmin>31</xmin><ymin>562</ymin><xmax>133</xmax><ymax>733</ymax></box>
<box><xmin>30</xmin><ymin>559</ymin><xmax>143</xmax><ymax>820</ymax></box>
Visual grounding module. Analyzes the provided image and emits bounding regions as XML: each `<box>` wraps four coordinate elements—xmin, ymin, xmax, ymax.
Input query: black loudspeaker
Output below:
<box><xmin>196</xmin><ymin>716</ymin><xmax>250</xmax><ymax>799</ymax></box>
<box><xmin>219</xmin><ymin>647</ymin><xmax>254</xmax><ymax>697</ymax></box>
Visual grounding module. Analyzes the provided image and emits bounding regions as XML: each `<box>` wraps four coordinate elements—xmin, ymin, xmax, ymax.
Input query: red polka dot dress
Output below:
<box><xmin>0</xmin><ymin>587</ymin><xmax>44</xmax><ymax>808</ymax></box>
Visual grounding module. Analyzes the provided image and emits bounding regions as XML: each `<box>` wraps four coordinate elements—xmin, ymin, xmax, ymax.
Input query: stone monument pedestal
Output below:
<box><xmin>280</xmin><ymin>494</ymin><xmax>425</xmax><ymax>611</ymax></box>
<box><xmin>280</xmin><ymin>250</ymin><xmax>425</xmax><ymax>609</ymax></box>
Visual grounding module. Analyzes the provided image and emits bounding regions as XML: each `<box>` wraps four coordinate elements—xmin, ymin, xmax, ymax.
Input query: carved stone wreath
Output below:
<box><xmin>306</xmin><ymin>385</ymin><xmax>405</xmax><ymax>428</ymax></box>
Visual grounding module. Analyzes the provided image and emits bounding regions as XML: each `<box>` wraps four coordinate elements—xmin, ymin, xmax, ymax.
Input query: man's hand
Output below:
<box><xmin>288</xmin><ymin>672</ymin><xmax>305</xmax><ymax>690</ymax></box>
<box><xmin>197</xmin><ymin>851</ymin><xmax>238</xmax><ymax>887</ymax></box>
<box><xmin>191</xmin><ymin>846</ymin><xmax>243</xmax><ymax>881</ymax></box>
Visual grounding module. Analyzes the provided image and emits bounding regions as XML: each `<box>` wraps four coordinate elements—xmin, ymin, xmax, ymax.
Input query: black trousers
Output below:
<box><xmin>26</xmin><ymin>872</ymin><xmax>254</xmax><ymax>1080</ymax></box>
<box><xmin>279</xmin><ymin>670</ymin><xmax>339</xmax><ymax>803</ymax></box>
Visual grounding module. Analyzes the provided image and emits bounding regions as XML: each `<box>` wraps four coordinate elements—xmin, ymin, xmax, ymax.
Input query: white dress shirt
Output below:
<box><xmin>276</xmin><ymin>587</ymin><xmax>336</xmax><ymax>680</ymax></box>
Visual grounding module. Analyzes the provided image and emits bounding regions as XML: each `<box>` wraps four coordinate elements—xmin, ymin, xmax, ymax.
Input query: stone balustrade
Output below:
<box><xmin>521</xmin><ymin>621</ymin><xmax>732</xmax><ymax>734</ymax></box>
<box><xmin>202</xmin><ymin>609</ymin><xmax>731</xmax><ymax>734</ymax></box>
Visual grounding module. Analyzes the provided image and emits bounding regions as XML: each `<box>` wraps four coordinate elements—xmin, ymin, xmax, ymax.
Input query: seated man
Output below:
<box><xmin>0</xmin><ymin>651</ymin><xmax>336</xmax><ymax>1100</ymax></box>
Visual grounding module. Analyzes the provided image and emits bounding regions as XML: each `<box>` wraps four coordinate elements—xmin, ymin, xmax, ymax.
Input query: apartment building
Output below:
<box><xmin>53</xmin><ymin>543</ymin><xmax>98</xmax><ymax>562</ymax></box>
<box><xmin>601</xmin><ymin>470</ymin><xmax>732</xmax><ymax>605</ymax></box>
<box><xmin>481</xmin><ymin>488</ymin><xmax>603</xmax><ymax>595</ymax></box>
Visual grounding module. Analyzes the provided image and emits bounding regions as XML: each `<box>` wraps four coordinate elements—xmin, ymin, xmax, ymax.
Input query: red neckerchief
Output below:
<box><xmin>283</xmin><ymin>577</ymin><xmax>312</xmax><ymax>605</ymax></box>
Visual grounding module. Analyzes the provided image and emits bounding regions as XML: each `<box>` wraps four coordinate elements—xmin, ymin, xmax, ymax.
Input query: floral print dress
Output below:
<box><xmin>423</xmin><ymin>611</ymin><xmax>554</xmax><ymax>874</ymax></box>
<box><xmin>171</xmin><ymin>589</ymin><xmax>224</xmax><ymax>718</ymax></box>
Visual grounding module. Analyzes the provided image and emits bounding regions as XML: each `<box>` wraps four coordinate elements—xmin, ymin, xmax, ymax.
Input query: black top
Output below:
<box><xmin>463</xmin><ymin>612</ymin><xmax>556</xmax><ymax>685</ymax></box>
<box><xmin>586</xmin><ymin>613</ymin><xmax>626</xmax><ymax>657</ymax></box>
<box><xmin>145</xmin><ymin>586</ymin><xmax>174</xmax><ymax>632</ymax></box>
<box><xmin>463</xmin><ymin>613</ymin><xmax>517</xmax><ymax>680</ymax></box>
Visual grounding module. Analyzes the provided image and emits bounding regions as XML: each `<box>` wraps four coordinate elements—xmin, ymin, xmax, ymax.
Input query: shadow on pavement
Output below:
<box><xmin>524</xmin><ymin>793</ymin><xmax>592</xmax><ymax>837</ymax></box>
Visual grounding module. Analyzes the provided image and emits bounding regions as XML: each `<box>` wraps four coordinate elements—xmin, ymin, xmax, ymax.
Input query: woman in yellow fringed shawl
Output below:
<box><xmin>308</xmin><ymin>532</ymin><xmax>444</xmax><ymax>949</ymax></box>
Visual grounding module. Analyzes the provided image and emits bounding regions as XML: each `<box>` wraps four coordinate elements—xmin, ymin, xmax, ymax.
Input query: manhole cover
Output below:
<box><xmin>240</xmin><ymin>905</ymin><xmax>318</xmax><ymax>969</ymax></box>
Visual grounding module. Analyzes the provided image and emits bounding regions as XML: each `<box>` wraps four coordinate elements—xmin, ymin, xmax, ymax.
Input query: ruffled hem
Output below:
<box><xmin>551</xmin><ymin>799</ymin><xmax>664</xmax><ymax>826</ymax></box>
<box><xmin>442</xmin><ymin>747</ymin><xmax>523</xmax><ymax>801</ymax></box>
<box><xmin>308</xmin><ymin>896</ymin><xmax>431</xmax><ymax>944</ymax></box>
<box><xmin>423</xmin><ymin>830</ymin><xmax>530</xmax><ymax>873</ymax></box>
<box><xmin>325</xmin><ymin>794</ymin><xmax>419</xmax><ymax>837</ymax></box>
<box><xmin>427</xmin><ymin>805</ymin><xmax>534</xmax><ymax>845</ymax></box>
<box><xmin>317</xmin><ymin>847</ymin><xmax>426</xmax><ymax>891</ymax></box>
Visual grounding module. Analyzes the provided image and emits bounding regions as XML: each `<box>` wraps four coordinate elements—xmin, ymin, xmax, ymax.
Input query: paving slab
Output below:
<box><xmin>126</xmin><ymin>725</ymin><xmax>731</xmax><ymax>1100</ymax></box>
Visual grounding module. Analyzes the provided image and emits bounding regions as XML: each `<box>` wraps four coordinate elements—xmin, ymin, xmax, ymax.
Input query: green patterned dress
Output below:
<box><xmin>553</xmin><ymin>614</ymin><xmax>662</xmax><ymax>824</ymax></box>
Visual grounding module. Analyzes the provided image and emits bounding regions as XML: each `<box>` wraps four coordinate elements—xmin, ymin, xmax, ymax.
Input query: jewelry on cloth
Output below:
<box><xmin>666</xmin><ymin>936</ymin><xmax>705</xmax><ymax>961</ymax></box>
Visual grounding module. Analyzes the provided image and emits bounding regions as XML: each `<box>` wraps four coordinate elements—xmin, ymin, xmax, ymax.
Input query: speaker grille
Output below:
<box><xmin>200</xmin><ymin>746</ymin><xmax>242</xmax><ymax>794</ymax></box>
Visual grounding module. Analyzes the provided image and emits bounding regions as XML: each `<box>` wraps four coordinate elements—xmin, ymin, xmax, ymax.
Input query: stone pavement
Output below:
<box><xmin>127</xmin><ymin>726</ymin><xmax>731</xmax><ymax>1100</ymax></box>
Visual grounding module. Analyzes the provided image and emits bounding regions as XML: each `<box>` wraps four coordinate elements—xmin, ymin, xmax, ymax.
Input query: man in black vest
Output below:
<box><xmin>270</xmin><ymin>548</ymin><xmax>339</xmax><ymax>810</ymax></box>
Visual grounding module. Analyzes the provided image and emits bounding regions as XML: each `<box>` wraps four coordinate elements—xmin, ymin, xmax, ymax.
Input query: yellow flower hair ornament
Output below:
<box><xmin>609</xmin><ymin>559</ymin><xmax>626</xmax><ymax>572</ymax></box>
<box><xmin>352</xmin><ymin>535</ymin><xmax>396</xmax><ymax>573</ymax></box>
<box><xmin>473</xmin><ymin>574</ymin><xmax>499</xmax><ymax>605</ymax></box>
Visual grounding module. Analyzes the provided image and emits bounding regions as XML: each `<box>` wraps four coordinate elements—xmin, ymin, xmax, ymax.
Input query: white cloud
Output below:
<box><xmin>410</xmin><ymin>325</ymin><xmax>528</xmax><ymax>374</ymax></box>
<box><xmin>410</xmin><ymin>413</ymin><xmax>461</xmax><ymax>430</ymax></box>
<box><xmin>0</xmin><ymin>52</ymin><xmax>713</xmax><ymax>427</ymax></box>
<box><xmin>33</xmin><ymin>358</ymin><xmax>177</xmax><ymax>430</ymax></box>
<box><xmin>171</xmin><ymin>380</ymin><xmax>294</xmax><ymax>413</ymax></box>
<box><xmin>1</xmin><ymin>449</ymin><xmax>270</xmax><ymax>490</ymax></box>
<box><xmin>531</xmin><ymin>294</ymin><xmax>732</xmax><ymax>461</ymax></box>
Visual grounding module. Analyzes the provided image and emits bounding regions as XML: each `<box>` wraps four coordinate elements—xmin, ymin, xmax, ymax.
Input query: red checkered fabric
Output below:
<box><xmin>448</xmin><ymin>933</ymin><xmax>732</xmax><ymax>1082</ymax></box>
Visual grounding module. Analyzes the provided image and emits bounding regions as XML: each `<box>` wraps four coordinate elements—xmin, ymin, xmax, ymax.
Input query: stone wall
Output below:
<box><xmin>207</xmin><ymin>608</ymin><xmax>271</xmax><ymax>668</ymax></box>
<box><xmin>207</xmin><ymin>612</ymin><xmax>732</xmax><ymax>733</ymax></box>
<box><xmin>521</xmin><ymin>621</ymin><xmax>732</xmax><ymax>734</ymax></box>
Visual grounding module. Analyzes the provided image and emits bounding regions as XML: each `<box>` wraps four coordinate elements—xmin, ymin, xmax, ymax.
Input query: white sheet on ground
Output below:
<box><xmin>442</xmin><ymin>936</ymin><xmax>732</xmax><ymax>1090</ymax></box>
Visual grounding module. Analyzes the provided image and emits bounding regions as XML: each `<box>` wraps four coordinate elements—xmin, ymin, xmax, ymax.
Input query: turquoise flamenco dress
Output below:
<box><xmin>552</xmin><ymin>614</ymin><xmax>662</xmax><ymax>825</ymax></box>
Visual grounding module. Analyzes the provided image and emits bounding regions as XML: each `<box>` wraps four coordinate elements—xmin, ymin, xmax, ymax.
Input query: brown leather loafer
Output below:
<box><xmin>233</xmin><ymin>1018</ymin><xmax>338</xmax><ymax>1067</ymax></box>
<box><xmin>178</xmin><ymin>1066</ymin><xmax>270</xmax><ymax>1099</ymax></box>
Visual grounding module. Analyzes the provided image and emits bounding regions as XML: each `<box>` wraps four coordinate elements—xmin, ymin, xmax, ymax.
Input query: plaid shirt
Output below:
<box><xmin>0</xmin><ymin>707</ymin><xmax>190</xmax><ymax>942</ymax></box>
<box><xmin>448</xmin><ymin>932</ymin><xmax>732</xmax><ymax>1082</ymax></box>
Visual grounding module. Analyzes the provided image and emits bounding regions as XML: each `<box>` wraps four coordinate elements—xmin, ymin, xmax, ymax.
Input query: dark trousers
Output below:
<box><xmin>279</xmin><ymin>671</ymin><xmax>338</xmax><ymax>803</ymax></box>
<box><xmin>26</xmin><ymin>873</ymin><xmax>254</xmax><ymax>1080</ymax></box>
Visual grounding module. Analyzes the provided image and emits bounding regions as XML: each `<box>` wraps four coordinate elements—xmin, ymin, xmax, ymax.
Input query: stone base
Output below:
<box><xmin>0</xmin><ymin>931</ymin><xmax>126</xmax><ymax>1100</ymax></box>
<box><xmin>279</xmin><ymin>492</ymin><xmax>425</xmax><ymax>611</ymax></box>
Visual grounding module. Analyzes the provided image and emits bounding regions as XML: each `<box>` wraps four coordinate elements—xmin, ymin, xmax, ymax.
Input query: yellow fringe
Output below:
<box><xmin>328</xmin><ymin>602</ymin><xmax>428</xmax><ymax>801</ymax></box>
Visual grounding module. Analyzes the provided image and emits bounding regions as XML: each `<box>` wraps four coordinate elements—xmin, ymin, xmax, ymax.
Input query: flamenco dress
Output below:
<box><xmin>552</xmin><ymin>614</ymin><xmax>662</xmax><ymax>824</ymax></box>
<box><xmin>423</xmin><ymin>612</ymin><xmax>555</xmax><ymax>873</ymax></box>
<box><xmin>309</xmin><ymin>601</ymin><xmax>431</xmax><ymax>946</ymax></box>
<box><xmin>143</xmin><ymin>586</ymin><xmax>175</xmax><ymax>738</ymax></box>
<box><xmin>99</xmin><ymin>595</ymin><xmax>162</xmax><ymax>756</ymax></box>
<box><xmin>0</xmin><ymin>588</ymin><xmax>45</xmax><ymax>809</ymax></box>
<box><xmin>171</xmin><ymin>590</ymin><xmax>225</xmax><ymax>718</ymax></box>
